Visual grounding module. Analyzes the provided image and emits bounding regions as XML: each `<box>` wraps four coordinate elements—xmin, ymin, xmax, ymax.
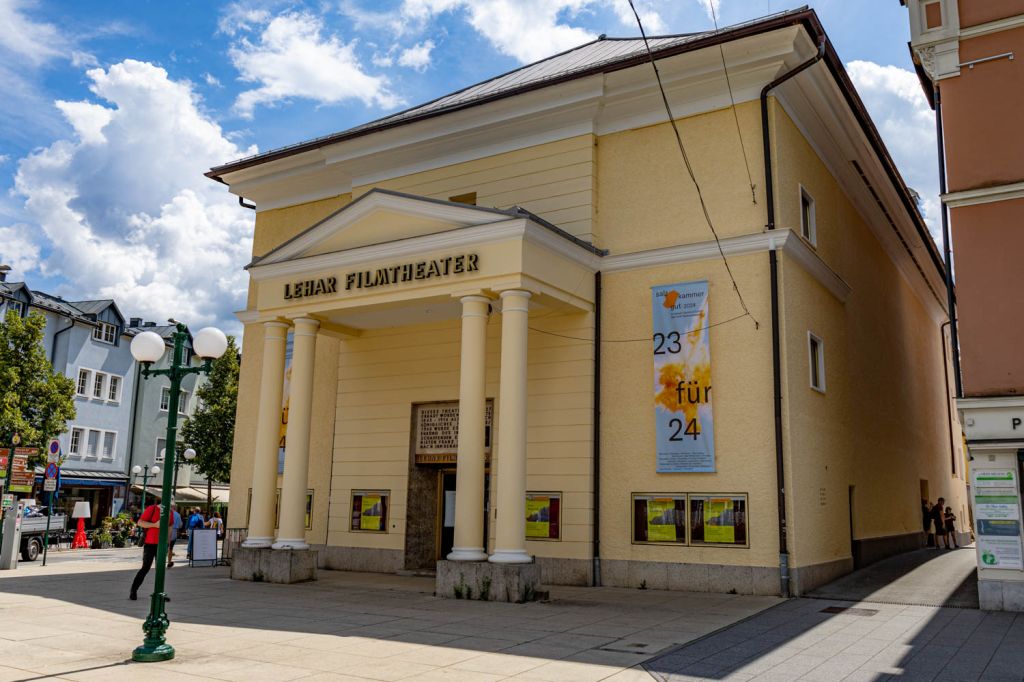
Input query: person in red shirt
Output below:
<box><xmin>130</xmin><ymin>503</ymin><xmax>164</xmax><ymax>600</ymax></box>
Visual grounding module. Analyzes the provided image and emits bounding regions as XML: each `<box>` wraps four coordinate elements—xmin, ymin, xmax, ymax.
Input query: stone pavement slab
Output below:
<box><xmin>0</xmin><ymin>547</ymin><xmax>781</xmax><ymax>681</ymax></box>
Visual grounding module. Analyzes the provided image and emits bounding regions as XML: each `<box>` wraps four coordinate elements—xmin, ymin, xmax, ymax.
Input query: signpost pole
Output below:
<box><xmin>0</xmin><ymin>433</ymin><xmax>21</xmax><ymax>558</ymax></box>
<box><xmin>41</xmin><ymin>440</ymin><xmax>61</xmax><ymax>567</ymax></box>
<box><xmin>42</xmin><ymin>495</ymin><xmax>53</xmax><ymax>566</ymax></box>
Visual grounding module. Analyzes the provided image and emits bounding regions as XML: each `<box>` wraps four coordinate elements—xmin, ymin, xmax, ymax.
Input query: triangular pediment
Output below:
<box><xmin>254</xmin><ymin>189</ymin><xmax>517</xmax><ymax>266</ymax></box>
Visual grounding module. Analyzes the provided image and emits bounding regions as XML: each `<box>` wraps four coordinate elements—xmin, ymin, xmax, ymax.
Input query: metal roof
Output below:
<box><xmin>68</xmin><ymin>299</ymin><xmax>114</xmax><ymax>316</ymax></box>
<box><xmin>207</xmin><ymin>8</ymin><xmax>810</xmax><ymax>179</ymax></box>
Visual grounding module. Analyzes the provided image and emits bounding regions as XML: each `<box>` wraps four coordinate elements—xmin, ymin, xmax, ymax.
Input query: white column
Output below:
<box><xmin>274</xmin><ymin>317</ymin><xmax>319</xmax><ymax>550</ymax></box>
<box><xmin>242</xmin><ymin>321</ymin><xmax>289</xmax><ymax>548</ymax></box>
<box><xmin>490</xmin><ymin>290</ymin><xmax>532</xmax><ymax>564</ymax></box>
<box><xmin>448</xmin><ymin>295</ymin><xmax>490</xmax><ymax>561</ymax></box>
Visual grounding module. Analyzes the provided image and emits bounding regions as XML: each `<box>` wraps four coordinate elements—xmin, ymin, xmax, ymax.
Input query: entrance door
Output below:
<box><xmin>439</xmin><ymin>472</ymin><xmax>457</xmax><ymax>559</ymax></box>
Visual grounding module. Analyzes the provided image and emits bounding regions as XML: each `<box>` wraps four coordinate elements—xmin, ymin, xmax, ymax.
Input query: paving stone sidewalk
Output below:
<box><xmin>644</xmin><ymin>596</ymin><xmax>1024</xmax><ymax>681</ymax></box>
<box><xmin>0</xmin><ymin>547</ymin><xmax>781</xmax><ymax>681</ymax></box>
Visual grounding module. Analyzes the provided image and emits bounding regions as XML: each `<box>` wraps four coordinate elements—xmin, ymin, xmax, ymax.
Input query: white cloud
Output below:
<box><xmin>606</xmin><ymin>0</ymin><xmax>665</xmax><ymax>34</ymax></box>
<box><xmin>217</xmin><ymin>2</ymin><xmax>272</xmax><ymax>36</ymax></box>
<box><xmin>847</xmin><ymin>60</ymin><xmax>940</xmax><ymax>242</ymax></box>
<box><xmin>9</xmin><ymin>59</ymin><xmax>257</xmax><ymax>332</ymax></box>
<box><xmin>229</xmin><ymin>12</ymin><xmax>401</xmax><ymax>118</ymax></box>
<box><xmin>399</xmin><ymin>0</ymin><xmax>597</xmax><ymax>64</ymax></box>
<box><xmin>696</xmin><ymin>0</ymin><xmax>720</xmax><ymax>22</ymax></box>
<box><xmin>203</xmin><ymin>72</ymin><xmax>222</xmax><ymax>87</ymax></box>
<box><xmin>397</xmin><ymin>39</ymin><xmax>434</xmax><ymax>71</ymax></box>
<box><xmin>0</xmin><ymin>224</ymin><xmax>40</xmax><ymax>277</ymax></box>
<box><xmin>0</xmin><ymin>0</ymin><xmax>67</xmax><ymax>66</ymax></box>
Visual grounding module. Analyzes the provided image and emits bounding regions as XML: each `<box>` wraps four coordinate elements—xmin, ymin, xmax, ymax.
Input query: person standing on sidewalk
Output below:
<box><xmin>167</xmin><ymin>505</ymin><xmax>183</xmax><ymax>568</ymax></box>
<box><xmin>129</xmin><ymin>502</ymin><xmax>162</xmax><ymax>600</ymax></box>
<box><xmin>944</xmin><ymin>506</ymin><xmax>960</xmax><ymax>549</ymax></box>
<box><xmin>922</xmin><ymin>499</ymin><xmax>934</xmax><ymax>547</ymax></box>
<box><xmin>931</xmin><ymin>498</ymin><xmax>947</xmax><ymax>549</ymax></box>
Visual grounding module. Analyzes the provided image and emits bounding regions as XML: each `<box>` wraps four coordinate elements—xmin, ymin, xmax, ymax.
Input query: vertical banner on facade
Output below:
<box><xmin>278</xmin><ymin>333</ymin><xmax>294</xmax><ymax>474</ymax></box>
<box><xmin>652</xmin><ymin>281</ymin><xmax>715</xmax><ymax>472</ymax></box>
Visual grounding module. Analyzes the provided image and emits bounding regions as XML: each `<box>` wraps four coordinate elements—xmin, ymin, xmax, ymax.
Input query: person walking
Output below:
<box><xmin>167</xmin><ymin>505</ymin><xmax>183</xmax><ymax>567</ymax></box>
<box><xmin>130</xmin><ymin>502</ymin><xmax>163</xmax><ymax>600</ymax></box>
<box><xmin>944</xmin><ymin>506</ymin><xmax>960</xmax><ymax>549</ymax></box>
<box><xmin>932</xmin><ymin>498</ymin><xmax>947</xmax><ymax>549</ymax></box>
<box><xmin>922</xmin><ymin>499</ymin><xmax>934</xmax><ymax>547</ymax></box>
<box><xmin>207</xmin><ymin>511</ymin><xmax>224</xmax><ymax>538</ymax></box>
<box><xmin>186</xmin><ymin>507</ymin><xmax>205</xmax><ymax>559</ymax></box>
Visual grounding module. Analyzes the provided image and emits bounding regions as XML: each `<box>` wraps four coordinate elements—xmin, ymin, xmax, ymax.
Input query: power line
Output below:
<box><xmin>529</xmin><ymin>312</ymin><xmax>752</xmax><ymax>344</ymax></box>
<box><xmin>709</xmin><ymin>0</ymin><xmax>757</xmax><ymax>204</ymax></box>
<box><xmin>626</xmin><ymin>0</ymin><xmax>759</xmax><ymax>330</ymax></box>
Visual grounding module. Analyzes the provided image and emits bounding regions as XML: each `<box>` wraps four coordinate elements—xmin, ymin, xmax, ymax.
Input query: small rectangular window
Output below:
<box><xmin>107</xmin><ymin>376</ymin><xmax>120</xmax><ymax>402</ymax></box>
<box><xmin>809</xmin><ymin>332</ymin><xmax>826</xmax><ymax>392</ymax></box>
<box><xmin>156</xmin><ymin>438</ymin><xmax>166</xmax><ymax>461</ymax></box>
<box><xmin>102</xmin><ymin>432</ymin><xmax>115</xmax><ymax>459</ymax></box>
<box><xmin>76</xmin><ymin>369</ymin><xmax>90</xmax><ymax>396</ymax></box>
<box><xmin>178</xmin><ymin>390</ymin><xmax>189</xmax><ymax>415</ymax></box>
<box><xmin>689</xmin><ymin>494</ymin><xmax>749</xmax><ymax>546</ymax></box>
<box><xmin>69</xmin><ymin>428</ymin><xmax>82</xmax><ymax>455</ymax></box>
<box><xmin>104</xmin><ymin>323</ymin><xmax>116</xmax><ymax>344</ymax></box>
<box><xmin>800</xmin><ymin>186</ymin><xmax>816</xmax><ymax>245</ymax></box>
<box><xmin>160</xmin><ymin>387</ymin><xmax>170</xmax><ymax>411</ymax></box>
<box><xmin>92</xmin><ymin>372</ymin><xmax>105</xmax><ymax>399</ymax></box>
<box><xmin>9</xmin><ymin>301</ymin><xmax>24</xmax><ymax>316</ymax></box>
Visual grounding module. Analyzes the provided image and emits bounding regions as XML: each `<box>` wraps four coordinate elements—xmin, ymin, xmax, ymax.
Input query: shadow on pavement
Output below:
<box><xmin>643</xmin><ymin>596</ymin><xmax>1024</xmax><ymax>680</ymax></box>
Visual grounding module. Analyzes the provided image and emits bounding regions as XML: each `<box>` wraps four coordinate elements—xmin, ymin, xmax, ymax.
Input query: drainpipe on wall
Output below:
<box><xmin>50</xmin><ymin>318</ymin><xmax>74</xmax><ymax>364</ymax></box>
<box><xmin>934</xmin><ymin>86</ymin><xmax>962</xmax><ymax>399</ymax></box>
<box><xmin>940</xmin><ymin>321</ymin><xmax>958</xmax><ymax>477</ymax></box>
<box><xmin>592</xmin><ymin>271</ymin><xmax>602</xmax><ymax>587</ymax></box>
<box><xmin>760</xmin><ymin>37</ymin><xmax>827</xmax><ymax>599</ymax></box>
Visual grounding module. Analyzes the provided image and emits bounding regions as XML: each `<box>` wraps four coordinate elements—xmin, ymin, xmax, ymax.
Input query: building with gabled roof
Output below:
<box><xmin>209</xmin><ymin>8</ymin><xmax>967</xmax><ymax>597</ymax></box>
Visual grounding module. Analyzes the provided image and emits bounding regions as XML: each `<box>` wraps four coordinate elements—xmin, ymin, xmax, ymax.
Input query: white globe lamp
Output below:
<box><xmin>151</xmin><ymin>465</ymin><xmax>160</xmax><ymax>476</ymax></box>
<box><xmin>183</xmin><ymin>448</ymin><xmax>196</xmax><ymax>462</ymax></box>
<box><xmin>193</xmin><ymin>327</ymin><xmax>228</xmax><ymax>359</ymax></box>
<box><xmin>131</xmin><ymin>331</ymin><xmax>166</xmax><ymax>364</ymax></box>
<box><xmin>132</xmin><ymin>465</ymin><xmax>142</xmax><ymax>475</ymax></box>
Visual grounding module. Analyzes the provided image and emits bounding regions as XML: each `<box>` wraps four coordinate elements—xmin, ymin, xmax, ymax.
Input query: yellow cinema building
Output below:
<box><xmin>208</xmin><ymin>8</ymin><xmax>968</xmax><ymax>599</ymax></box>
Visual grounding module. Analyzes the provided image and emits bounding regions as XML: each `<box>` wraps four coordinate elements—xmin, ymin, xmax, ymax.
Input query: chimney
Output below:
<box><xmin>0</xmin><ymin>265</ymin><xmax>10</xmax><ymax>282</ymax></box>
<box><xmin>143</xmin><ymin>321</ymin><xmax>157</xmax><ymax>327</ymax></box>
<box><xmin>129</xmin><ymin>317</ymin><xmax>142</xmax><ymax>327</ymax></box>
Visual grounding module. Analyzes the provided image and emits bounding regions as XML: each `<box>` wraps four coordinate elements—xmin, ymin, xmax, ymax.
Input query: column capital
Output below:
<box><xmin>263</xmin><ymin>320</ymin><xmax>290</xmax><ymax>332</ymax></box>
<box><xmin>290</xmin><ymin>316</ymin><xmax>321</xmax><ymax>336</ymax></box>
<box><xmin>499</xmin><ymin>289</ymin><xmax>532</xmax><ymax>314</ymax></box>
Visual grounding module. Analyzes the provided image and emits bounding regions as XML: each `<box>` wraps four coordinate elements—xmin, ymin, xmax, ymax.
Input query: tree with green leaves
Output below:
<box><xmin>0</xmin><ymin>309</ymin><xmax>76</xmax><ymax>458</ymax></box>
<box><xmin>180</xmin><ymin>335</ymin><xmax>239</xmax><ymax>514</ymax></box>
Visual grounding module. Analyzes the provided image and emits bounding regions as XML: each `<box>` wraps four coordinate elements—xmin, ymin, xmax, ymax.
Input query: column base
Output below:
<box><xmin>447</xmin><ymin>546</ymin><xmax>488</xmax><ymax>561</ymax></box>
<box><xmin>230</xmin><ymin>547</ymin><xmax>318</xmax><ymax>583</ymax></box>
<box><xmin>271</xmin><ymin>538</ymin><xmax>310</xmax><ymax>550</ymax></box>
<box><xmin>436</xmin><ymin>559</ymin><xmax>543</xmax><ymax>603</ymax></box>
<box><xmin>241</xmin><ymin>536</ymin><xmax>273</xmax><ymax>549</ymax></box>
<box><xmin>488</xmin><ymin>549</ymin><xmax>533</xmax><ymax>564</ymax></box>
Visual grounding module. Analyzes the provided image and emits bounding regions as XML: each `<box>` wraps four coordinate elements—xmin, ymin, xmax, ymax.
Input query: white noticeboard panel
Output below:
<box><xmin>191</xmin><ymin>528</ymin><xmax>218</xmax><ymax>566</ymax></box>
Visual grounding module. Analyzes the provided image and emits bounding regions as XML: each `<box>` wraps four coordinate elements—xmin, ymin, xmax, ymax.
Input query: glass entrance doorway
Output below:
<box><xmin>437</xmin><ymin>470</ymin><xmax>489</xmax><ymax>561</ymax></box>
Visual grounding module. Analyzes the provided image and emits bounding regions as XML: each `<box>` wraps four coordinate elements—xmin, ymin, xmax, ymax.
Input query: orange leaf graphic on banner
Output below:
<box><xmin>663</xmin><ymin>290</ymin><xmax>679</xmax><ymax>308</ymax></box>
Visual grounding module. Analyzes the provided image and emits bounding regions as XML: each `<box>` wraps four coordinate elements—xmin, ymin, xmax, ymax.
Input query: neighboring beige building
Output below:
<box><xmin>208</xmin><ymin>8</ymin><xmax>967</xmax><ymax>597</ymax></box>
<box><xmin>902</xmin><ymin>0</ymin><xmax>1024</xmax><ymax>611</ymax></box>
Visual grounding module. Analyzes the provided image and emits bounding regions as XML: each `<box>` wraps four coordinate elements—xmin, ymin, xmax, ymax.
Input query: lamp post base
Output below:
<box><xmin>132</xmin><ymin>642</ymin><xmax>175</xmax><ymax>662</ymax></box>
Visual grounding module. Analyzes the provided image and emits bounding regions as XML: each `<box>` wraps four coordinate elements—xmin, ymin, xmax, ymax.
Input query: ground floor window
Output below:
<box><xmin>351</xmin><ymin>490</ymin><xmax>389</xmax><ymax>532</ymax></box>
<box><xmin>631</xmin><ymin>493</ymin><xmax>748</xmax><ymax>547</ymax></box>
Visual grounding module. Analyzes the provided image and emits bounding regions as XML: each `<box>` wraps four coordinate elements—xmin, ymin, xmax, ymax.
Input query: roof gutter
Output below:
<box><xmin>761</xmin><ymin>34</ymin><xmax>827</xmax><ymax>600</ymax></box>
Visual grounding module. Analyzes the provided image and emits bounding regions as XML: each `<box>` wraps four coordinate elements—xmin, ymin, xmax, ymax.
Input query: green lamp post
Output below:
<box><xmin>129</xmin><ymin>321</ymin><xmax>227</xmax><ymax>662</ymax></box>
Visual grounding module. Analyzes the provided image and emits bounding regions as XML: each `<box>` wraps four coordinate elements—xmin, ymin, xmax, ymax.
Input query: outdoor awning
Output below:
<box><xmin>33</xmin><ymin>467</ymin><xmax>129</xmax><ymax>487</ymax></box>
<box><xmin>130</xmin><ymin>484</ymin><xmax>229</xmax><ymax>504</ymax></box>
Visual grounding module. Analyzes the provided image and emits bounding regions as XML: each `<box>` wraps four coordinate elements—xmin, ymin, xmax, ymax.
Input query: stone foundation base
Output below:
<box><xmin>979</xmin><ymin>578</ymin><xmax>1024</xmax><ymax>612</ymax></box>
<box><xmin>436</xmin><ymin>559</ymin><xmax>543</xmax><ymax>602</ymax></box>
<box><xmin>230</xmin><ymin>547</ymin><xmax>318</xmax><ymax>583</ymax></box>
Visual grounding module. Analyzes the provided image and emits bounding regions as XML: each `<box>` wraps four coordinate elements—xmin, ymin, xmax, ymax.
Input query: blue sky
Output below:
<box><xmin>0</xmin><ymin>0</ymin><xmax>935</xmax><ymax>336</ymax></box>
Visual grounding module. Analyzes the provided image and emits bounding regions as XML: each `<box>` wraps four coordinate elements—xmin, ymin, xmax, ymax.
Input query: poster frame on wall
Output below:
<box><xmin>688</xmin><ymin>493</ymin><xmax>749</xmax><ymax>548</ymax></box>
<box><xmin>631</xmin><ymin>493</ymin><xmax>688</xmax><ymax>546</ymax></box>
<box><xmin>350</xmin><ymin>489</ymin><xmax>390</xmax><ymax>533</ymax></box>
<box><xmin>525</xmin><ymin>491</ymin><xmax>561</xmax><ymax>541</ymax></box>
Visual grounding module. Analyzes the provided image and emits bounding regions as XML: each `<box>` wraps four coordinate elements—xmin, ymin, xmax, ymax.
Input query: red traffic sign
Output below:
<box><xmin>45</xmin><ymin>463</ymin><xmax>58</xmax><ymax>479</ymax></box>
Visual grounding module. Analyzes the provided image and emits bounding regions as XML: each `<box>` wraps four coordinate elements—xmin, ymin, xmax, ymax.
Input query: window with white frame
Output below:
<box><xmin>69</xmin><ymin>428</ymin><xmax>84</xmax><ymax>456</ymax></box>
<box><xmin>92</xmin><ymin>322</ymin><xmax>117</xmax><ymax>344</ymax></box>
<box><xmin>107</xmin><ymin>375</ymin><xmax>121</xmax><ymax>402</ymax></box>
<box><xmin>799</xmin><ymin>186</ymin><xmax>816</xmax><ymax>245</ymax></box>
<box><xmin>92</xmin><ymin>372</ymin><xmax>104</xmax><ymax>398</ymax></box>
<box><xmin>808</xmin><ymin>332</ymin><xmax>826</xmax><ymax>392</ymax></box>
<box><xmin>102</xmin><ymin>432</ymin><xmax>116</xmax><ymax>459</ymax></box>
<box><xmin>7</xmin><ymin>300</ymin><xmax>24</xmax><ymax>316</ymax></box>
<box><xmin>86</xmin><ymin>430</ymin><xmax>100</xmax><ymax>458</ymax></box>
<box><xmin>156</xmin><ymin>438</ymin><xmax>166</xmax><ymax>462</ymax></box>
<box><xmin>76</xmin><ymin>369</ymin><xmax>90</xmax><ymax>397</ymax></box>
<box><xmin>160</xmin><ymin>387</ymin><xmax>189</xmax><ymax>413</ymax></box>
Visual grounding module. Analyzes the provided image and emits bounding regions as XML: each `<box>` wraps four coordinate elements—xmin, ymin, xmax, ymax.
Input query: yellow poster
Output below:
<box><xmin>525</xmin><ymin>496</ymin><xmax>550</xmax><ymax>538</ymax></box>
<box><xmin>360</xmin><ymin>495</ymin><xmax>383</xmax><ymax>531</ymax></box>
<box><xmin>704</xmin><ymin>498</ymin><xmax>735</xmax><ymax>543</ymax></box>
<box><xmin>647</xmin><ymin>498</ymin><xmax>677</xmax><ymax>542</ymax></box>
